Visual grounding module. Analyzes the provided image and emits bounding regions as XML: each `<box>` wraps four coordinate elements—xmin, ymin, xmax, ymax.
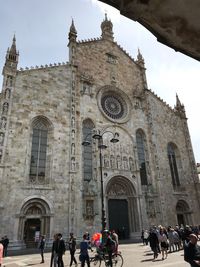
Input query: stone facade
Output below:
<box><xmin>0</xmin><ymin>16</ymin><xmax>199</xmax><ymax>249</ymax></box>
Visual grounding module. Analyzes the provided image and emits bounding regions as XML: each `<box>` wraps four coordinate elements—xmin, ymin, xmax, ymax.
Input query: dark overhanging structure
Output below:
<box><xmin>98</xmin><ymin>0</ymin><xmax>200</xmax><ymax>61</ymax></box>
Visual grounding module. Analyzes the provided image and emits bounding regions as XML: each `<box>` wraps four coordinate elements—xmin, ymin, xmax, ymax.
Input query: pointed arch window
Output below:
<box><xmin>136</xmin><ymin>130</ymin><xmax>148</xmax><ymax>185</ymax></box>
<box><xmin>30</xmin><ymin>117</ymin><xmax>51</xmax><ymax>184</ymax></box>
<box><xmin>168</xmin><ymin>143</ymin><xmax>180</xmax><ymax>187</ymax></box>
<box><xmin>82</xmin><ymin>119</ymin><xmax>94</xmax><ymax>181</ymax></box>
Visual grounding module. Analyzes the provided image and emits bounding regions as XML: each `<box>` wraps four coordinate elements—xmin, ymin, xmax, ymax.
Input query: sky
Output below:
<box><xmin>0</xmin><ymin>0</ymin><xmax>199</xmax><ymax>162</ymax></box>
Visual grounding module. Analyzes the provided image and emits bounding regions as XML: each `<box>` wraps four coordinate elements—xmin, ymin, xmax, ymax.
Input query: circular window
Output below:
<box><xmin>101</xmin><ymin>94</ymin><xmax>125</xmax><ymax>119</ymax></box>
<box><xmin>97</xmin><ymin>87</ymin><xmax>131</xmax><ymax>123</ymax></box>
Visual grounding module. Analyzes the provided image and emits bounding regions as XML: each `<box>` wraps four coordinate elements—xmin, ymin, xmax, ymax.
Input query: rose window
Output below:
<box><xmin>101</xmin><ymin>93</ymin><xmax>126</xmax><ymax>120</ymax></box>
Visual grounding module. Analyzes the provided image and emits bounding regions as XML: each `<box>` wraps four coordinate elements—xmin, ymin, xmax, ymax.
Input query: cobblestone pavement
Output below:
<box><xmin>2</xmin><ymin>243</ymin><xmax>188</xmax><ymax>267</ymax></box>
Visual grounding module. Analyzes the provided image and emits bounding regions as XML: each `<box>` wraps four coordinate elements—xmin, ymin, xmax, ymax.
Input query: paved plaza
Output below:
<box><xmin>2</xmin><ymin>243</ymin><xmax>188</xmax><ymax>267</ymax></box>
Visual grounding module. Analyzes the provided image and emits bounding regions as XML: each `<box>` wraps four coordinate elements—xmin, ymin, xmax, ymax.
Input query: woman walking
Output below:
<box><xmin>159</xmin><ymin>228</ymin><xmax>168</xmax><ymax>260</ymax></box>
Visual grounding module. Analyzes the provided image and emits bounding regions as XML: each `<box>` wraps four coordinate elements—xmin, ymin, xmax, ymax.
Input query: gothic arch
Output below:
<box><xmin>18</xmin><ymin>198</ymin><xmax>51</xmax><ymax>247</ymax></box>
<box><xmin>31</xmin><ymin>115</ymin><xmax>53</xmax><ymax>130</ymax></box>
<box><xmin>29</xmin><ymin>116</ymin><xmax>54</xmax><ymax>185</ymax></box>
<box><xmin>167</xmin><ymin>142</ymin><xmax>182</xmax><ymax>187</ymax></box>
<box><xmin>136</xmin><ymin>128</ymin><xmax>148</xmax><ymax>185</ymax></box>
<box><xmin>176</xmin><ymin>200</ymin><xmax>191</xmax><ymax>226</ymax></box>
<box><xmin>106</xmin><ymin>176</ymin><xmax>140</xmax><ymax>237</ymax></box>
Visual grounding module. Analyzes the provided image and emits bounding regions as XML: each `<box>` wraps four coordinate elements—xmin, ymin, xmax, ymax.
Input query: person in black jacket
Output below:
<box><xmin>56</xmin><ymin>233</ymin><xmax>66</xmax><ymax>267</ymax></box>
<box><xmin>50</xmin><ymin>234</ymin><xmax>58</xmax><ymax>267</ymax></box>
<box><xmin>39</xmin><ymin>235</ymin><xmax>45</xmax><ymax>263</ymax></box>
<box><xmin>68</xmin><ymin>233</ymin><xmax>77</xmax><ymax>267</ymax></box>
<box><xmin>149</xmin><ymin>227</ymin><xmax>160</xmax><ymax>261</ymax></box>
<box><xmin>184</xmin><ymin>234</ymin><xmax>200</xmax><ymax>267</ymax></box>
<box><xmin>2</xmin><ymin>236</ymin><xmax>9</xmax><ymax>257</ymax></box>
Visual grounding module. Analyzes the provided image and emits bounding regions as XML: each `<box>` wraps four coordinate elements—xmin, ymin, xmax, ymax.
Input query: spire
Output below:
<box><xmin>176</xmin><ymin>93</ymin><xmax>182</xmax><ymax>107</ymax></box>
<box><xmin>175</xmin><ymin>93</ymin><xmax>186</xmax><ymax>118</ymax></box>
<box><xmin>3</xmin><ymin>35</ymin><xmax>19</xmax><ymax>76</ymax></box>
<box><xmin>68</xmin><ymin>19</ymin><xmax>77</xmax><ymax>43</ymax></box>
<box><xmin>101</xmin><ymin>13</ymin><xmax>114</xmax><ymax>41</ymax></box>
<box><xmin>10</xmin><ymin>35</ymin><xmax>17</xmax><ymax>55</ymax></box>
<box><xmin>136</xmin><ymin>48</ymin><xmax>145</xmax><ymax>67</ymax></box>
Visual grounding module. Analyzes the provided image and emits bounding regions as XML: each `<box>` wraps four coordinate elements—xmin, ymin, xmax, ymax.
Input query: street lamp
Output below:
<box><xmin>82</xmin><ymin>129</ymin><xmax>119</xmax><ymax>236</ymax></box>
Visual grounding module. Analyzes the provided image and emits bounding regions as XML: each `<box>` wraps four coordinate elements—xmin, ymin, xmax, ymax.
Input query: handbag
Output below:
<box><xmin>79</xmin><ymin>254</ymin><xmax>84</xmax><ymax>262</ymax></box>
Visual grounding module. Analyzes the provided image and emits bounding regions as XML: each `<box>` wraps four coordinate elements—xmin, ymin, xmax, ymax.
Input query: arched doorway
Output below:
<box><xmin>176</xmin><ymin>200</ymin><xmax>191</xmax><ymax>226</ymax></box>
<box><xmin>106</xmin><ymin>176</ymin><xmax>139</xmax><ymax>240</ymax></box>
<box><xmin>18</xmin><ymin>198</ymin><xmax>51</xmax><ymax>248</ymax></box>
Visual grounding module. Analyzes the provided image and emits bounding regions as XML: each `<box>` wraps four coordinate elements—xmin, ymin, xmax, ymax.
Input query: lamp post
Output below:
<box><xmin>82</xmin><ymin>129</ymin><xmax>119</xmax><ymax>236</ymax></box>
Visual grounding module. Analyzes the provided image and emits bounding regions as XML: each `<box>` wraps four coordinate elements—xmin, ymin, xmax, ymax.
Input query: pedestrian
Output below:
<box><xmin>79</xmin><ymin>233</ymin><xmax>90</xmax><ymax>267</ymax></box>
<box><xmin>50</xmin><ymin>234</ymin><xmax>58</xmax><ymax>267</ymax></box>
<box><xmin>141</xmin><ymin>229</ymin><xmax>145</xmax><ymax>245</ymax></box>
<box><xmin>57</xmin><ymin>233</ymin><xmax>66</xmax><ymax>267</ymax></box>
<box><xmin>2</xmin><ymin>236</ymin><xmax>9</xmax><ymax>257</ymax></box>
<box><xmin>168</xmin><ymin>227</ymin><xmax>175</xmax><ymax>253</ymax></box>
<box><xmin>0</xmin><ymin>240</ymin><xmax>3</xmax><ymax>267</ymax></box>
<box><xmin>143</xmin><ymin>230</ymin><xmax>149</xmax><ymax>246</ymax></box>
<box><xmin>149</xmin><ymin>227</ymin><xmax>159</xmax><ymax>261</ymax></box>
<box><xmin>68</xmin><ymin>233</ymin><xmax>78</xmax><ymax>267</ymax></box>
<box><xmin>105</xmin><ymin>230</ymin><xmax>116</xmax><ymax>267</ymax></box>
<box><xmin>159</xmin><ymin>228</ymin><xmax>168</xmax><ymax>260</ymax></box>
<box><xmin>111</xmin><ymin>230</ymin><xmax>119</xmax><ymax>253</ymax></box>
<box><xmin>39</xmin><ymin>235</ymin><xmax>45</xmax><ymax>263</ymax></box>
<box><xmin>184</xmin><ymin>233</ymin><xmax>200</xmax><ymax>266</ymax></box>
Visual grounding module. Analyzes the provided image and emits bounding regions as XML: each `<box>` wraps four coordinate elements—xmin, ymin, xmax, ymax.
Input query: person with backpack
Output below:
<box><xmin>80</xmin><ymin>233</ymin><xmax>90</xmax><ymax>267</ymax></box>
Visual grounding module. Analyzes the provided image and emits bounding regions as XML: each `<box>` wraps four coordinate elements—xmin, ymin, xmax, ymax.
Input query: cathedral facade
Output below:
<box><xmin>0</xmin><ymin>16</ymin><xmax>199</xmax><ymax>249</ymax></box>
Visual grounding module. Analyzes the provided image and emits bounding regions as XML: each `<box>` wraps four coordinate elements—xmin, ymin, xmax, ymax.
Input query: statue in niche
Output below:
<box><xmin>71</xmin><ymin>157</ymin><xmax>76</xmax><ymax>171</ymax></box>
<box><xmin>0</xmin><ymin>133</ymin><xmax>4</xmax><ymax>146</ymax></box>
<box><xmin>71</xmin><ymin>176</ymin><xmax>75</xmax><ymax>192</ymax></box>
<box><xmin>123</xmin><ymin>157</ymin><xmax>128</xmax><ymax>170</ymax></box>
<box><xmin>82</xmin><ymin>82</ymin><xmax>92</xmax><ymax>95</ymax></box>
<box><xmin>71</xmin><ymin>129</ymin><xmax>75</xmax><ymax>139</ymax></box>
<box><xmin>0</xmin><ymin>149</ymin><xmax>2</xmax><ymax>162</ymax></box>
<box><xmin>71</xmin><ymin>105</ymin><xmax>75</xmax><ymax>115</ymax></box>
<box><xmin>86</xmin><ymin>200</ymin><xmax>93</xmax><ymax>217</ymax></box>
<box><xmin>1</xmin><ymin>117</ymin><xmax>7</xmax><ymax>129</ymax></box>
<box><xmin>116</xmin><ymin>155</ymin><xmax>121</xmax><ymax>169</ymax></box>
<box><xmin>71</xmin><ymin>117</ymin><xmax>75</xmax><ymax>128</ymax></box>
<box><xmin>2</xmin><ymin>103</ymin><xmax>9</xmax><ymax>115</ymax></box>
<box><xmin>129</xmin><ymin>157</ymin><xmax>134</xmax><ymax>171</ymax></box>
<box><xmin>110</xmin><ymin>155</ymin><xmax>115</xmax><ymax>169</ymax></box>
<box><xmin>104</xmin><ymin>154</ymin><xmax>109</xmax><ymax>168</ymax></box>
<box><xmin>5</xmin><ymin>88</ymin><xmax>11</xmax><ymax>99</ymax></box>
<box><xmin>6</xmin><ymin>76</ymin><xmax>13</xmax><ymax>87</ymax></box>
<box><xmin>71</xmin><ymin>143</ymin><xmax>75</xmax><ymax>155</ymax></box>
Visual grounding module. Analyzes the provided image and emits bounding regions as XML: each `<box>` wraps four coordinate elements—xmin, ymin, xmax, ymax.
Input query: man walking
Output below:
<box><xmin>184</xmin><ymin>234</ymin><xmax>200</xmax><ymax>266</ymax></box>
<box><xmin>57</xmin><ymin>233</ymin><xmax>66</xmax><ymax>267</ymax></box>
<box><xmin>80</xmin><ymin>234</ymin><xmax>90</xmax><ymax>267</ymax></box>
<box><xmin>68</xmin><ymin>233</ymin><xmax>78</xmax><ymax>267</ymax></box>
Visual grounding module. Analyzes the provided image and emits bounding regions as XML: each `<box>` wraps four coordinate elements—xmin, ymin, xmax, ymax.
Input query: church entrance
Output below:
<box><xmin>24</xmin><ymin>219</ymin><xmax>41</xmax><ymax>248</ymax></box>
<box><xmin>176</xmin><ymin>200</ymin><xmax>192</xmax><ymax>226</ymax></box>
<box><xmin>108</xmin><ymin>199</ymin><xmax>129</xmax><ymax>239</ymax></box>
<box><xmin>18</xmin><ymin>198</ymin><xmax>51</xmax><ymax>248</ymax></box>
<box><xmin>106</xmin><ymin>176</ymin><xmax>140</xmax><ymax>239</ymax></box>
